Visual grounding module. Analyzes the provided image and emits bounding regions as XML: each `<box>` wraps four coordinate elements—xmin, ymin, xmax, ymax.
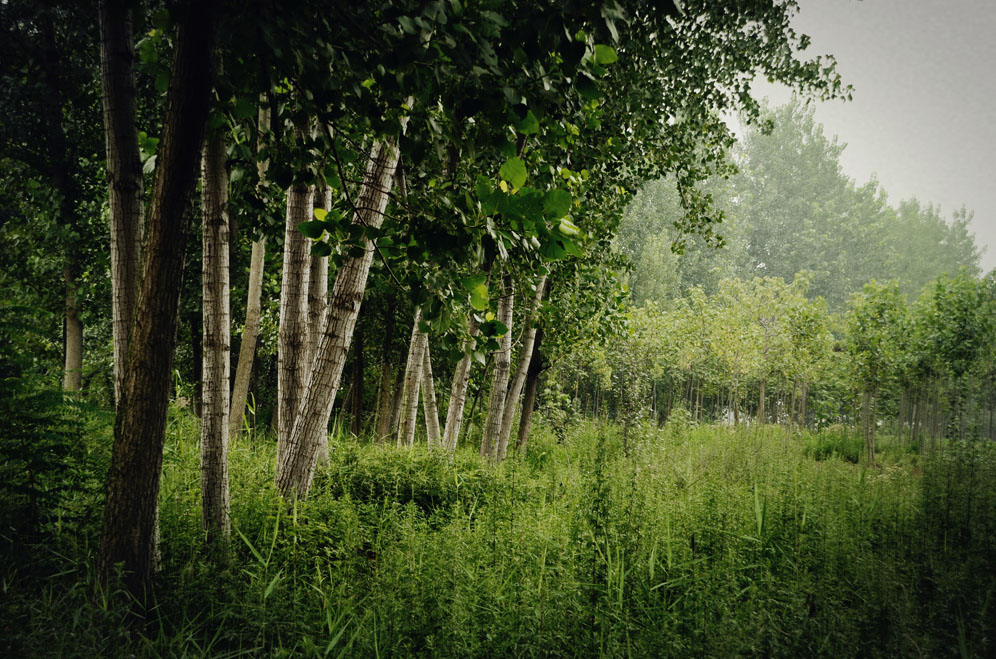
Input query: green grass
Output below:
<box><xmin>2</xmin><ymin>408</ymin><xmax>995</xmax><ymax>657</ymax></box>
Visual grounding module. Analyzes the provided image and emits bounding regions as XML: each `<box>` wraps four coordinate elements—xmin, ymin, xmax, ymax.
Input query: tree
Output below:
<box><xmin>98</xmin><ymin>0</ymin><xmax>221</xmax><ymax>598</ymax></box>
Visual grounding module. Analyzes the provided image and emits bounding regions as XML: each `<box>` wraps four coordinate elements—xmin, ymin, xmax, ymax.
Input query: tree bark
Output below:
<box><xmin>442</xmin><ymin>316</ymin><xmax>479</xmax><ymax>453</ymax></box>
<box><xmin>497</xmin><ymin>275</ymin><xmax>545</xmax><ymax>460</ymax></box>
<box><xmin>514</xmin><ymin>327</ymin><xmax>544</xmax><ymax>455</ymax></box>
<box><xmin>99</xmin><ymin>0</ymin><xmax>144</xmax><ymax>405</ymax></box>
<box><xmin>310</xmin><ymin>184</ymin><xmax>332</xmax><ymax>463</ymax></box>
<box><xmin>199</xmin><ymin>133</ymin><xmax>230</xmax><ymax>545</ymax></box>
<box><xmin>275</xmin><ymin>182</ymin><xmax>313</xmax><ymax>474</ymax></box>
<box><xmin>229</xmin><ymin>104</ymin><xmax>270</xmax><ymax>438</ymax></box>
<box><xmin>275</xmin><ymin>139</ymin><xmax>401</xmax><ymax>499</ymax></box>
<box><xmin>98</xmin><ymin>0</ymin><xmax>219</xmax><ymax>598</ymax></box>
<box><xmin>757</xmin><ymin>378</ymin><xmax>766</xmax><ymax>426</ymax></box>
<box><xmin>421</xmin><ymin>340</ymin><xmax>441</xmax><ymax>447</ymax></box>
<box><xmin>397</xmin><ymin>311</ymin><xmax>426</xmax><ymax>448</ymax></box>
<box><xmin>480</xmin><ymin>279</ymin><xmax>514</xmax><ymax>459</ymax></box>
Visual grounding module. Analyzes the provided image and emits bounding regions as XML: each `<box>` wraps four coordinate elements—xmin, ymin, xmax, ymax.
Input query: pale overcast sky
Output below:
<box><xmin>750</xmin><ymin>0</ymin><xmax>996</xmax><ymax>272</ymax></box>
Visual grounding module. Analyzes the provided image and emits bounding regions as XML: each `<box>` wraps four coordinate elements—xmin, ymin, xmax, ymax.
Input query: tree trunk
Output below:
<box><xmin>99</xmin><ymin>0</ymin><xmax>144</xmax><ymax>405</ymax></box>
<box><xmin>514</xmin><ymin>327</ymin><xmax>543</xmax><ymax>455</ymax></box>
<box><xmin>230</xmin><ymin>104</ymin><xmax>270</xmax><ymax>438</ymax></box>
<box><xmin>310</xmin><ymin>185</ymin><xmax>332</xmax><ymax>463</ymax></box>
<box><xmin>397</xmin><ymin>311</ymin><xmax>426</xmax><ymax>448</ymax></box>
<box><xmin>275</xmin><ymin>139</ymin><xmax>401</xmax><ymax>499</ymax></box>
<box><xmin>199</xmin><ymin>133</ymin><xmax>230</xmax><ymax>545</ymax></box>
<box><xmin>275</xmin><ymin>182</ymin><xmax>313</xmax><ymax>474</ymax></box>
<box><xmin>63</xmin><ymin>265</ymin><xmax>83</xmax><ymax>392</ymax></box>
<box><xmin>442</xmin><ymin>316</ymin><xmax>479</xmax><ymax>453</ymax></box>
<box><xmin>98</xmin><ymin>0</ymin><xmax>219</xmax><ymax>598</ymax></box>
<box><xmin>350</xmin><ymin>322</ymin><xmax>365</xmax><ymax>438</ymax></box>
<box><xmin>387</xmin><ymin>352</ymin><xmax>407</xmax><ymax>439</ymax></box>
<box><xmin>480</xmin><ymin>279</ymin><xmax>514</xmax><ymax>459</ymax></box>
<box><xmin>758</xmin><ymin>379</ymin><xmax>766</xmax><ymax>426</ymax></box>
<box><xmin>497</xmin><ymin>275</ymin><xmax>546</xmax><ymax>460</ymax></box>
<box><xmin>421</xmin><ymin>341</ymin><xmax>441</xmax><ymax>446</ymax></box>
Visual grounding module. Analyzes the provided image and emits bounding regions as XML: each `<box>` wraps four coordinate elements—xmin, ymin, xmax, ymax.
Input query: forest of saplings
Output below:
<box><xmin>1</xmin><ymin>1</ymin><xmax>994</xmax><ymax>656</ymax></box>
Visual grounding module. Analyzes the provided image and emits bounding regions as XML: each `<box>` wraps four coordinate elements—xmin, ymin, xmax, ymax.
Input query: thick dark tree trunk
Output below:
<box><xmin>99</xmin><ymin>0</ymin><xmax>144</xmax><ymax>404</ymax></box>
<box><xmin>98</xmin><ymin>1</ymin><xmax>220</xmax><ymax>599</ymax></box>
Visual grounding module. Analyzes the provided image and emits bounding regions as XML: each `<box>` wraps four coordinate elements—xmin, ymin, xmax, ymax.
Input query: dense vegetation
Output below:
<box><xmin>3</xmin><ymin>407</ymin><xmax>995</xmax><ymax>656</ymax></box>
<box><xmin>1</xmin><ymin>0</ymin><xmax>994</xmax><ymax>656</ymax></box>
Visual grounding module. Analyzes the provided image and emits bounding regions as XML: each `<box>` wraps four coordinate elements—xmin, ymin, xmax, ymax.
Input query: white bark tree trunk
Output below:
<box><xmin>442</xmin><ymin>316</ymin><xmax>479</xmax><ymax>453</ymax></box>
<box><xmin>200</xmin><ymin>134</ymin><xmax>230</xmax><ymax>544</ymax></box>
<box><xmin>421</xmin><ymin>340</ymin><xmax>441</xmax><ymax>447</ymax></box>
<box><xmin>397</xmin><ymin>311</ymin><xmax>426</xmax><ymax>448</ymax></box>
<box><xmin>480</xmin><ymin>279</ymin><xmax>514</xmax><ymax>459</ymax></box>
<box><xmin>496</xmin><ymin>275</ymin><xmax>545</xmax><ymax>460</ymax></box>
<box><xmin>275</xmin><ymin>181</ymin><xmax>313</xmax><ymax>476</ymax></box>
<box><xmin>310</xmin><ymin>184</ymin><xmax>332</xmax><ymax>463</ymax></box>
<box><xmin>229</xmin><ymin>104</ymin><xmax>270</xmax><ymax>438</ymax></box>
<box><xmin>275</xmin><ymin>139</ymin><xmax>400</xmax><ymax>499</ymax></box>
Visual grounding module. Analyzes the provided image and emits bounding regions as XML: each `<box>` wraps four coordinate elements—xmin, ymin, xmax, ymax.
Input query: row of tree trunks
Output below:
<box><xmin>480</xmin><ymin>278</ymin><xmax>514</xmax><ymax>459</ymax></box>
<box><xmin>275</xmin><ymin>138</ymin><xmax>401</xmax><ymax>499</ymax></box>
<box><xmin>229</xmin><ymin>104</ymin><xmax>270</xmax><ymax>438</ymax></box>
<box><xmin>496</xmin><ymin>275</ymin><xmax>546</xmax><ymax>460</ymax></box>
<box><xmin>199</xmin><ymin>133</ymin><xmax>230</xmax><ymax>546</ymax></box>
<box><xmin>98</xmin><ymin>0</ymin><xmax>221</xmax><ymax>598</ymax></box>
<box><xmin>99</xmin><ymin>0</ymin><xmax>144</xmax><ymax>404</ymax></box>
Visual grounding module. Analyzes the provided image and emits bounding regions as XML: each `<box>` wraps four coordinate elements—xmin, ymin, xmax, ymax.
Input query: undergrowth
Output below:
<box><xmin>1</xmin><ymin>406</ymin><xmax>994</xmax><ymax>657</ymax></box>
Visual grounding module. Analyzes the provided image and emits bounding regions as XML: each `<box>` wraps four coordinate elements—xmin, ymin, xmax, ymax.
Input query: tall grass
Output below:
<box><xmin>2</xmin><ymin>408</ymin><xmax>994</xmax><ymax>657</ymax></box>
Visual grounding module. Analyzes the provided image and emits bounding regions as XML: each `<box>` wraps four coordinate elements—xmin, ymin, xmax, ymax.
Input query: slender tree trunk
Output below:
<box><xmin>63</xmin><ymin>266</ymin><xmax>83</xmax><ymax>392</ymax></box>
<box><xmin>309</xmin><ymin>185</ymin><xmax>332</xmax><ymax>463</ymax></box>
<box><xmin>199</xmin><ymin>134</ymin><xmax>230</xmax><ymax>545</ymax></box>
<box><xmin>397</xmin><ymin>311</ymin><xmax>426</xmax><ymax>448</ymax></box>
<box><xmin>98</xmin><ymin>0</ymin><xmax>219</xmax><ymax>598</ymax></box>
<box><xmin>422</xmin><ymin>341</ymin><xmax>441</xmax><ymax>447</ymax></box>
<box><xmin>497</xmin><ymin>275</ymin><xmax>545</xmax><ymax>460</ymax></box>
<box><xmin>514</xmin><ymin>327</ymin><xmax>543</xmax><ymax>455</ymax></box>
<box><xmin>275</xmin><ymin>182</ymin><xmax>313</xmax><ymax>474</ymax></box>
<box><xmin>275</xmin><ymin>139</ymin><xmax>401</xmax><ymax>499</ymax></box>
<box><xmin>480</xmin><ymin>279</ymin><xmax>514</xmax><ymax>459</ymax></box>
<box><xmin>230</xmin><ymin>105</ymin><xmax>270</xmax><ymax>438</ymax></box>
<box><xmin>38</xmin><ymin>15</ymin><xmax>84</xmax><ymax>394</ymax></box>
<box><xmin>387</xmin><ymin>352</ymin><xmax>406</xmax><ymax>439</ymax></box>
<box><xmin>187</xmin><ymin>310</ymin><xmax>203</xmax><ymax>416</ymax></box>
<box><xmin>442</xmin><ymin>316</ymin><xmax>479</xmax><ymax>453</ymax></box>
<box><xmin>758</xmin><ymin>379</ymin><xmax>766</xmax><ymax>426</ymax></box>
<box><xmin>99</xmin><ymin>0</ymin><xmax>144</xmax><ymax>405</ymax></box>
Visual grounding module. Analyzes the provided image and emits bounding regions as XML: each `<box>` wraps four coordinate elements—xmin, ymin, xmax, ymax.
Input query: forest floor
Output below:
<box><xmin>2</xmin><ymin>406</ymin><xmax>995</xmax><ymax>657</ymax></box>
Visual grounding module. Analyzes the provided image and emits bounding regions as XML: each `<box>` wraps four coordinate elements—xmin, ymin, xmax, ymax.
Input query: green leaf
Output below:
<box><xmin>234</xmin><ymin>97</ymin><xmax>256</xmax><ymax>119</ymax></box>
<box><xmin>264</xmin><ymin>571</ymin><xmax>282</xmax><ymax>600</ymax></box>
<box><xmin>311</xmin><ymin>242</ymin><xmax>332</xmax><ymax>257</ymax></box>
<box><xmin>594</xmin><ymin>44</ymin><xmax>618</xmax><ymax>65</ymax></box>
<box><xmin>470</xmin><ymin>283</ymin><xmax>489</xmax><ymax>311</ymax></box>
<box><xmin>543</xmin><ymin>189</ymin><xmax>572</xmax><ymax>219</ymax></box>
<box><xmin>558</xmin><ymin>218</ymin><xmax>581</xmax><ymax>236</ymax></box>
<box><xmin>576</xmin><ymin>75</ymin><xmax>602</xmax><ymax>100</ymax></box>
<box><xmin>314</xmin><ymin>208</ymin><xmax>328</xmax><ymax>222</ymax></box>
<box><xmin>514</xmin><ymin>110</ymin><xmax>539</xmax><ymax>135</ymax></box>
<box><xmin>499</xmin><ymin>157</ymin><xmax>527</xmax><ymax>189</ymax></box>
<box><xmin>298</xmin><ymin>221</ymin><xmax>326</xmax><ymax>239</ymax></box>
